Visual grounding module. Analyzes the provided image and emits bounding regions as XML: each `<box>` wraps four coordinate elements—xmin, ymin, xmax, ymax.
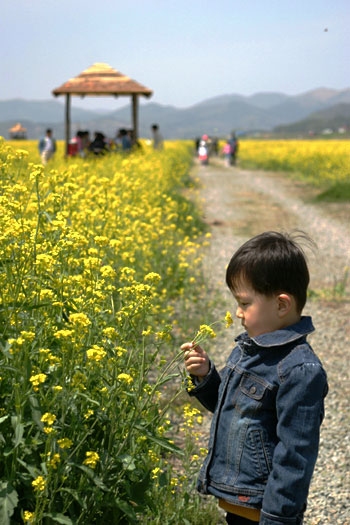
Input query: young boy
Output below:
<box><xmin>182</xmin><ymin>232</ymin><xmax>328</xmax><ymax>525</ymax></box>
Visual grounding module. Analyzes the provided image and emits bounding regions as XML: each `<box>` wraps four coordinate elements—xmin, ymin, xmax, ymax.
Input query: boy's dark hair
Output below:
<box><xmin>225</xmin><ymin>231</ymin><xmax>312</xmax><ymax>313</ymax></box>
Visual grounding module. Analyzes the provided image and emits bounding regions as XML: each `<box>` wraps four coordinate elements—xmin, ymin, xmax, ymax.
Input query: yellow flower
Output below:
<box><xmin>23</xmin><ymin>510</ymin><xmax>35</xmax><ymax>522</ymax></box>
<box><xmin>83</xmin><ymin>451</ymin><xmax>100</xmax><ymax>469</ymax></box>
<box><xmin>53</xmin><ymin>329</ymin><xmax>74</xmax><ymax>340</ymax></box>
<box><xmin>29</xmin><ymin>373</ymin><xmax>47</xmax><ymax>391</ymax></box>
<box><xmin>32</xmin><ymin>475</ymin><xmax>46</xmax><ymax>492</ymax></box>
<box><xmin>86</xmin><ymin>345</ymin><xmax>106</xmax><ymax>362</ymax></box>
<box><xmin>144</xmin><ymin>272</ymin><xmax>161</xmax><ymax>283</ymax></box>
<box><xmin>41</xmin><ymin>412</ymin><xmax>56</xmax><ymax>426</ymax></box>
<box><xmin>47</xmin><ymin>453</ymin><xmax>61</xmax><ymax>469</ymax></box>
<box><xmin>151</xmin><ymin>467</ymin><xmax>161</xmax><ymax>479</ymax></box>
<box><xmin>198</xmin><ymin>324</ymin><xmax>216</xmax><ymax>339</ymax></box>
<box><xmin>117</xmin><ymin>373</ymin><xmax>133</xmax><ymax>384</ymax></box>
<box><xmin>57</xmin><ymin>437</ymin><xmax>73</xmax><ymax>449</ymax></box>
<box><xmin>69</xmin><ymin>312</ymin><xmax>91</xmax><ymax>328</ymax></box>
<box><xmin>84</xmin><ymin>409</ymin><xmax>94</xmax><ymax>420</ymax></box>
<box><xmin>225</xmin><ymin>311</ymin><xmax>233</xmax><ymax>327</ymax></box>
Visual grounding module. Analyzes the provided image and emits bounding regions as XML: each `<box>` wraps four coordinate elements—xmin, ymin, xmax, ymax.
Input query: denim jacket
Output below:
<box><xmin>188</xmin><ymin>316</ymin><xmax>328</xmax><ymax>525</ymax></box>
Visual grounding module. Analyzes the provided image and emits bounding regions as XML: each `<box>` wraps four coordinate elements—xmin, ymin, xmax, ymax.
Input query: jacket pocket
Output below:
<box><xmin>246</xmin><ymin>428</ymin><xmax>272</xmax><ymax>482</ymax></box>
<box><xmin>240</xmin><ymin>374</ymin><xmax>268</xmax><ymax>401</ymax></box>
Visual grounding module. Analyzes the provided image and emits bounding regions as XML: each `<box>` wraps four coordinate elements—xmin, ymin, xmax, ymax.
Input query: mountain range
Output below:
<box><xmin>1</xmin><ymin>87</ymin><xmax>350</xmax><ymax>139</ymax></box>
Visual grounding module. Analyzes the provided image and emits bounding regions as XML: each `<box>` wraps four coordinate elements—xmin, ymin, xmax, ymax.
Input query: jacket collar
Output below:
<box><xmin>235</xmin><ymin>316</ymin><xmax>315</xmax><ymax>348</ymax></box>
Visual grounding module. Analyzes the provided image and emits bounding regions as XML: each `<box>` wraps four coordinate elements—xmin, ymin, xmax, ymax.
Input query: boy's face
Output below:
<box><xmin>233</xmin><ymin>280</ymin><xmax>282</xmax><ymax>338</ymax></box>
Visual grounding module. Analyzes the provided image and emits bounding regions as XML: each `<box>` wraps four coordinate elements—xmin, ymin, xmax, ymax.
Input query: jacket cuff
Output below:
<box><xmin>260</xmin><ymin>510</ymin><xmax>303</xmax><ymax>525</ymax></box>
<box><xmin>186</xmin><ymin>361</ymin><xmax>221</xmax><ymax>412</ymax></box>
<box><xmin>187</xmin><ymin>360</ymin><xmax>213</xmax><ymax>394</ymax></box>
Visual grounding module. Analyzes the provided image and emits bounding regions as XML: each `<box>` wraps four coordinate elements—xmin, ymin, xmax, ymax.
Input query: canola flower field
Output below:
<box><xmin>0</xmin><ymin>139</ymin><xmax>219</xmax><ymax>524</ymax></box>
<box><xmin>238</xmin><ymin>139</ymin><xmax>350</xmax><ymax>187</ymax></box>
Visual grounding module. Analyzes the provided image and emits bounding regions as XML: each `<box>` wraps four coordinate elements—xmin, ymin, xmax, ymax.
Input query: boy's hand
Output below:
<box><xmin>181</xmin><ymin>342</ymin><xmax>210</xmax><ymax>379</ymax></box>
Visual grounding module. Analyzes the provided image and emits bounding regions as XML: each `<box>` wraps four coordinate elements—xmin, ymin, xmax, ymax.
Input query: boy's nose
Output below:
<box><xmin>236</xmin><ymin>306</ymin><xmax>243</xmax><ymax>319</ymax></box>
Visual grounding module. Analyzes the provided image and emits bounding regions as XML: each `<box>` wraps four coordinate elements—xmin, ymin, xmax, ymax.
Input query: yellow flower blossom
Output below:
<box><xmin>47</xmin><ymin>453</ymin><xmax>61</xmax><ymax>469</ymax></box>
<box><xmin>86</xmin><ymin>345</ymin><xmax>106</xmax><ymax>362</ymax></box>
<box><xmin>57</xmin><ymin>438</ymin><xmax>73</xmax><ymax>449</ymax></box>
<box><xmin>83</xmin><ymin>451</ymin><xmax>100</xmax><ymax>469</ymax></box>
<box><xmin>117</xmin><ymin>373</ymin><xmax>133</xmax><ymax>385</ymax></box>
<box><xmin>41</xmin><ymin>412</ymin><xmax>56</xmax><ymax>426</ymax></box>
<box><xmin>23</xmin><ymin>510</ymin><xmax>35</xmax><ymax>522</ymax></box>
<box><xmin>32</xmin><ymin>475</ymin><xmax>46</xmax><ymax>492</ymax></box>
<box><xmin>84</xmin><ymin>409</ymin><xmax>94</xmax><ymax>419</ymax></box>
<box><xmin>225</xmin><ymin>311</ymin><xmax>233</xmax><ymax>327</ymax></box>
<box><xmin>69</xmin><ymin>312</ymin><xmax>91</xmax><ymax>328</ymax></box>
<box><xmin>29</xmin><ymin>373</ymin><xmax>47</xmax><ymax>391</ymax></box>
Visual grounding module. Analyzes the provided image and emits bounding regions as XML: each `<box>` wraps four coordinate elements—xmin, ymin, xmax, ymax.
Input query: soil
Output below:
<box><xmin>191</xmin><ymin>158</ymin><xmax>350</xmax><ymax>524</ymax></box>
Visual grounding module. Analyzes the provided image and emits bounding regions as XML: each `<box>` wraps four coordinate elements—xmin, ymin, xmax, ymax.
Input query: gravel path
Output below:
<box><xmin>193</xmin><ymin>160</ymin><xmax>350</xmax><ymax>525</ymax></box>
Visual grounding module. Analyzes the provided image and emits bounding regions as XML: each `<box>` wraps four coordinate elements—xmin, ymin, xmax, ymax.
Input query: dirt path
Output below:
<box><xmin>194</xmin><ymin>160</ymin><xmax>350</xmax><ymax>525</ymax></box>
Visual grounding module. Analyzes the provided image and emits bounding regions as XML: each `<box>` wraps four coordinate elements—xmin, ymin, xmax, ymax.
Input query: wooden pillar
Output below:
<box><xmin>132</xmin><ymin>94</ymin><xmax>138</xmax><ymax>143</ymax></box>
<box><xmin>65</xmin><ymin>93</ymin><xmax>71</xmax><ymax>157</ymax></box>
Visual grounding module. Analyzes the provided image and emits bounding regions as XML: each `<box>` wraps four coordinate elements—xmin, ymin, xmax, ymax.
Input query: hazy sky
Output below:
<box><xmin>1</xmin><ymin>0</ymin><xmax>349</xmax><ymax>111</ymax></box>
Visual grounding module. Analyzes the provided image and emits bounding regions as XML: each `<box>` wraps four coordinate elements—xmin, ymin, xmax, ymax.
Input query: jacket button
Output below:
<box><xmin>250</xmin><ymin>386</ymin><xmax>257</xmax><ymax>394</ymax></box>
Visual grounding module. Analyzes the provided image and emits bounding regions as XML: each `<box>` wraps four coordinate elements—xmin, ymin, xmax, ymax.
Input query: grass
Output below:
<box><xmin>314</xmin><ymin>182</ymin><xmax>350</xmax><ymax>202</ymax></box>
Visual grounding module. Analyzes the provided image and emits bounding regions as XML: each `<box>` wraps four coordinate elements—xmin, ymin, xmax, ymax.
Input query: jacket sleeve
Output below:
<box><xmin>187</xmin><ymin>361</ymin><xmax>222</xmax><ymax>413</ymax></box>
<box><xmin>260</xmin><ymin>362</ymin><xmax>328</xmax><ymax>525</ymax></box>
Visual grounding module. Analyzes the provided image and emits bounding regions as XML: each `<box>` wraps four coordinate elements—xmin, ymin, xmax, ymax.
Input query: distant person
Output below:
<box><xmin>222</xmin><ymin>139</ymin><xmax>232</xmax><ymax>167</ymax></box>
<box><xmin>228</xmin><ymin>132</ymin><xmax>239</xmax><ymax>165</ymax></box>
<box><xmin>89</xmin><ymin>132</ymin><xmax>108</xmax><ymax>155</ymax></box>
<box><xmin>38</xmin><ymin>128</ymin><xmax>56</xmax><ymax>165</ymax></box>
<box><xmin>195</xmin><ymin>137</ymin><xmax>201</xmax><ymax>153</ymax></box>
<box><xmin>198</xmin><ymin>139</ymin><xmax>209</xmax><ymax>165</ymax></box>
<box><xmin>151</xmin><ymin>124</ymin><xmax>164</xmax><ymax>150</ymax></box>
<box><xmin>80</xmin><ymin>131</ymin><xmax>90</xmax><ymax>156</ymax></box>
<box><xmin>113</xmin><ymin>129</ymin><xmax>123</xmax><ymax>151</ymax></box>
<box><xmin>68</xmin><ymin>130</ymin><xmax>84</xmax><ymax>157</ymax></box>
<box><xmin>119</xmin><ymin>128</ymin><xmax>132</xmax><ymax>151</ymax></box>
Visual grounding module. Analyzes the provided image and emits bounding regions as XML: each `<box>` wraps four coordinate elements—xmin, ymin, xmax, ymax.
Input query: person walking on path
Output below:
<box><xmin>228</xmin><ymin>132</ymin><xmax>239</xmax><ymax>165</ymax></box>
<box><xmin>38</xmin><ymin>128</ymin><xmax>56</xmax><ymax>165</ymax></box>
<box><xmin>222</xmin><ymin>139</ymin><xmax>233</xmax><ymax>166</ymax></box>
<box><xmin>182</xmin><ymin>231</ymin><xmax>328</xmax><ymax>525</ymax></box>
<box><xmin>151</xmin><ymin>124</ymin><xmax>164</xmax><ymax>150</ymax></box>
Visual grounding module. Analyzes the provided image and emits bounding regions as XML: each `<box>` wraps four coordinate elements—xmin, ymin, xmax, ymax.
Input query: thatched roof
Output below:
<box><xmin>9</xmin><ymin>123</ymin><xmax>27</xmax><ymax>133</ymax></box>
<box><xmin>52</xmin><ymin>63</ymin><xmax>153</xmax><ymax>97</ymax></box>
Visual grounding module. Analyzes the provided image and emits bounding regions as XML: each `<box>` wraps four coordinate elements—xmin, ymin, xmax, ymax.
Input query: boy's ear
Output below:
<box><xmin>276</xmin><ymin>293</ymin><xmax>292</xmax><ymax>317</ymax></box>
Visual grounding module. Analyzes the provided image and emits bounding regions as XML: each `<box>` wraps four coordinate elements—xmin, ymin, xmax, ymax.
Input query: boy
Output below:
<box><xmin>182</xmin><ymin>232</ymin><xmax>328</xmax><ymax>525</ymax></box>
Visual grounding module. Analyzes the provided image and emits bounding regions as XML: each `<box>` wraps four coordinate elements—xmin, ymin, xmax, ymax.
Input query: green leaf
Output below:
<box><xmin>13</xmin><ymin>422</ymin><xmax>24</xmax><ymax>448</ymax></box>
<box><xmin>126</xmin><ymin>473</ymin><xmax>151</xmax><ymax>505</ymax></box>
<box><xmin>60</xmin><ymin>488</ymin><xmax>87</xmax><ymax>510</ymax></box>
<box><xmin>29</xmin><ymin>395</ymin><xmax>43</xmax><ymax>428</ymax></box>
<box><xmin>0</xmin><ymin>481</ymin><xmax>18</xmax><ymax>525</ymax></box>
<box><xmin>76</xmin><ymin>392</ymin><xmax>100</xmax><ymax>407</ymax></box>
<box><xmin>74</xmin><ymin>464</ymin><xmax>109</xmax><ymax>491</ymax></box>
<box><xmin>119</xmin><ymin>454</ymin><xmax>136</xmax><ymax>471</ymax></box>
<box><xmin>115</xmin><ymin>499</ymin><xmax>137</xmax><ymax>521</ymax></box>
<box><xmin>43</xmin><ymin>513</ymin><xmax>73</xmax><ymax>524</ymax></box>
<box><xmin>156</xmin><ymin>373</ymin><xmax>180</xmax><ymax>387</ymax></box>
<box><xmin>16</xmin><ymin>459</ymin><xmax>37</xmax><ymax>478</ymax></box>
<box><xmin>0</xmin><ymin>416</ymin><xmax>9</xmax><ymax>425</ymax></box>
<box><xmin>135</xmin><ymin>426</ymin><xmax>184</xmax><ymax>456</ymax></box>
<box><xmin>43</xmin><ymin>211</ymin><xmax>53</xmax><ymax>224</ymax></box>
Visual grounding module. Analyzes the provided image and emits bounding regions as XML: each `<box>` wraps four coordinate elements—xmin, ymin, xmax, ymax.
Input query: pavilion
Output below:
<box><xmin>9</xmin><ymin>123</ymin><xmax>27</xmax><ymax>140</ymax></box>
<box><xmin>52</xmin><ymin>63</ymin><xmax>153</xmax><ymax>155</ymax></box>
